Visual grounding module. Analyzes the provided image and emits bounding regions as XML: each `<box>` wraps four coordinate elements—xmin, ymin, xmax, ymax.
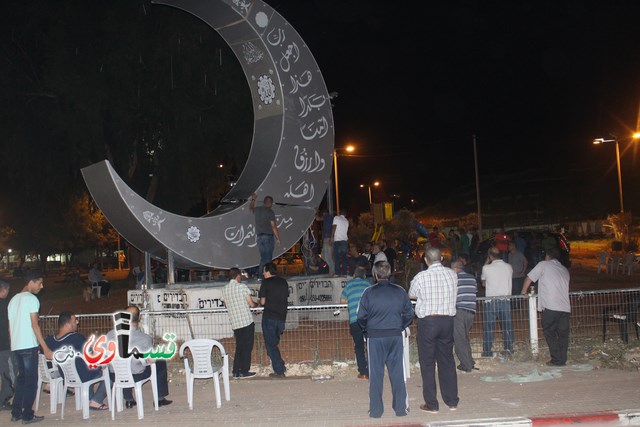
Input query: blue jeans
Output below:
<box><xmin>11</xmin><ymin>347</ymin><xmax>39</xmax><ymax>421</ymax></box>
<box><xmin>482</xmin><ymin>299</ymin><xmax>513</xmax><ymax>356</ymax></box>
<box><xmin>262</xmin><ymin>317</ymin><xmax>286</xmax><ymax>375</ymax></box>
<box><xmin>333</xmin><ymin>240</ymin><xmax>348</xmax><ymax>275</ymax></box>
<box><xmin>257</xmin><ymin>234</ymin><xmax>275</xmax><ymax>279</ymax></box>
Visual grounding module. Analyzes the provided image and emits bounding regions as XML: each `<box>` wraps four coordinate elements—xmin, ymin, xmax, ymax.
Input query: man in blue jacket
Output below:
<box><xmin>357</xmin><ymin>261</ymin><xmax>414</xmax><ymax>418</ymax></box>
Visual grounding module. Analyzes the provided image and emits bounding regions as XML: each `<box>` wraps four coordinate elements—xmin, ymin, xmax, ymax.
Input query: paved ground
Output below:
<box><xmin>14</xmin><ymin>358</ymin><xmax>640</xmax><ymax>427</ymax></box>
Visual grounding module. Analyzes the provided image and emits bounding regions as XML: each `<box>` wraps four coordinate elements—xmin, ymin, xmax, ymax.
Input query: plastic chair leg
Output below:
<box><xmin>187</xmin><ymin>375</ymin><xmax>193</xmax><ymax>410</ymax></box>
<box><xmin>135</xmin><ymin>386</ymin><xmax>145</xmax><ymax>420</ymax></box>
<box><xmin>74</xmin><ymin>387</ymin><xmax>81</xmax><ymax>410</ymax></box>
<box><xmin>223</xmin><ymin>373</ymin><xmax>230</xmax><ymax>402</ymax></box>
<box><xmin>49</xmin><ymin>383</ymin><xmax>58</xmax><ymax>414</ymax></box>
<box><xmin>213</xmin><ymin>374</ymin><xmax>222</xmax><ymax>409</ymax></box>
<box><xmin>34</xmin><ymin>381</ymin><xmax>41</xmax><ymax>412</ymax></box>
<box><xmin>60</xmin><ymin>386</ymin><xmax>67</xmax><ymax>420</ymax></box>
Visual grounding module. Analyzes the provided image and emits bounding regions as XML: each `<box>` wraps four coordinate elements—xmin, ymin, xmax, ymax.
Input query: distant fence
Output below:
<box><xmin>39</xmin><ymin>288</ymin><xmax>640</xmax><ymax>366</ymax></box>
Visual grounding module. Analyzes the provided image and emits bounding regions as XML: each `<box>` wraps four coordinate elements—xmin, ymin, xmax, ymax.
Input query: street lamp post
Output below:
<box><xmin>329</xmin><ymin>145</ymin><xmax>354</xmax><ymax>214</ymax></box>
<box><xmin>593</xmin><ymin>135</ymin><xmax>639</xmax><ymax>213</ymax></box>
<box><xmin>359</xmin><ymin>181</ymin><xmax>380</xmax><ymax>206</ymax></box>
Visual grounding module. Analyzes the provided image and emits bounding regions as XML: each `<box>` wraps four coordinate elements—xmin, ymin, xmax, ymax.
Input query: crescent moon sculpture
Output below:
<box><xmin>81</xmin><ymin>0</ymin><xmax>334</xmax><ymax>269</ymax></box>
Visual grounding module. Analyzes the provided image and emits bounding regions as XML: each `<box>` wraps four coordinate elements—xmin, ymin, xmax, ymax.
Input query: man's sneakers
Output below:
<box><xmin>127</xmin><ymin>398</ymin><xmax>171</xmax><ymax>408</ymax></box>
<box><xmin>357</xmin><ymin>373</ymin><xmax>369</xmax><ymax>380</ymax></box>
<box><xmin>236</xmin><ymin>371</ymin><xmax>257</xmax><ymax>379</ymax></box>
<box><xmin>419</xmin><ymin>404</ymin><xmax>439</xmax><ymax>414</ymax></box>
<box><xmin>158</xmin><ymin>398</ymin><xmax>172</xmax><ymax>407</ymax></box>
<box><xmin>268</xmin><ymin>372</ymin><xmax>286</xmax><ymax>379</ymax></box>
<box><xmin>457</xmin><ymin>364</ymin><xmax>479</xmax><ymax>373</ymax></box>
<box><xmin>22</xmin><ymin>415</ymin><xmax>44</xmax><ymax>424</ymax></box>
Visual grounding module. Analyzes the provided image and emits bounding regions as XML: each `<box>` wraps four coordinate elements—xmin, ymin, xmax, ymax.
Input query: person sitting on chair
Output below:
<box><xmin>88</xmin><ymin>264</ymin><xmax>111</xmax><ymax>297</ymax></box>
<box><xmin>45</xmin><ymin>311</ymin><xmax>109</xmax><ymax>410</ymax></box>
<box><xmin>106</xmin><ymin>306</ymin><xmax>172</xmax><ymax>408</ymax></box>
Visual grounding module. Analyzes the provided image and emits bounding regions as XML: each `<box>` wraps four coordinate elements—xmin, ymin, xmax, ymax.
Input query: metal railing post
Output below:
<box><xmin>528</xmin><ymin>293</ymin><xmax>539</xmax><ymax>356</ymax></box>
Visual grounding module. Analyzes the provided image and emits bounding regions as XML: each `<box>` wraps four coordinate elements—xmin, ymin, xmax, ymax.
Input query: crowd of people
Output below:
<box><xmin>0</xmin><ymin>197</ymin><xmax>572</xmax><ymax>422</ymax></box>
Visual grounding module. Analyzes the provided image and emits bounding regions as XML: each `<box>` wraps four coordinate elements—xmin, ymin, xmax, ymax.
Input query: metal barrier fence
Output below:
<box><xmin>39</xmin><ymin>288</ymin><xmax>640</xmax><ymax>366</ymax></box>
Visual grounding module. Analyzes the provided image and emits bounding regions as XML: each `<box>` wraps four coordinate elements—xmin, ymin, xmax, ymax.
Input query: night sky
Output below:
<box><xmin>268</xmin><ymin>0</ymin><xmax>640</xmax><ymax>214</ymax></box>
<box><xmin>3</xmin><ymin>0</ymin><xmax>640</xmax><ymax>219</ymax></box>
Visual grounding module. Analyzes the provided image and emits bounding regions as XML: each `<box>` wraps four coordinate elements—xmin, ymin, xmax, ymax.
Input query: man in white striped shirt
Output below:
<box><xmin>409</xmin><ymin>247</ymin><xmax>459</xmax><ymax>414</ymax></box>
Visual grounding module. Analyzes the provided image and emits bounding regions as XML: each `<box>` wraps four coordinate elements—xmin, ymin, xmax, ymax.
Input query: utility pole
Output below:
<box><xmin>473</xmin><ymin>134</ymin><xmax>483</xmax><ymax>239</ymax></box>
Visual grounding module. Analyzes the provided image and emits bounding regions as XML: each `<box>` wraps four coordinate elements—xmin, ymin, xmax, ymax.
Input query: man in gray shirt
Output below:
<box><xmin>249</xmin><ymin>193</ymin><xmax>281</xmax><ymax>279</ymax></box>
<box><xmin>107</xmin><ymin>306</ymin><xmax>172</xmax><ymax>408</ymax></box>
<box><xmin>521</xmin><ymin>247</ymin><xmax>570</xmax><ymax>366</ymax></box>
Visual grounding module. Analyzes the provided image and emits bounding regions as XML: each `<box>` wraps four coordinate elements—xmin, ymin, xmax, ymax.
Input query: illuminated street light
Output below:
<box><xmin>359</xmin><ymin>181</ymin><xmax>380</xmax><ymax>206</ymax></box>
<box><xmin>592</xmin><ymin>133</ymin><xmax>640</xmax><ymax>213</ymax></box>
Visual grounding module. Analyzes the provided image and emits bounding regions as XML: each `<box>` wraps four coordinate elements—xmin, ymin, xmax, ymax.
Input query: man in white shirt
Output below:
<box><xmin>372</xmin><ymin>243</ymin><xmax>387</xmax><ymax>264</ymax></box>
<box><xmin>331</xmin><ymin>209</ymin><xmax>350</xmax><ymax>275</ymax></box>
<box><xmin>481</xmin><ymin>246</ymin><xmax>514</xmax><ymax>357</ymax></box>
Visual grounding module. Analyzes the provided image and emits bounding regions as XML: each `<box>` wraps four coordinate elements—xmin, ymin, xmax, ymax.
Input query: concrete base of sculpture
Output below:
<box><xmin>129</xmin><ymin>275</ymin><xmax>358</xmax><ymax>342</ymax></box>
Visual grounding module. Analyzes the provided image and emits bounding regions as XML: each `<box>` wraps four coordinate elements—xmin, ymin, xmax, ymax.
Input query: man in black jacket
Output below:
<box><xmin>357</xmin><ymin>261</ymin><xmax>414</xmax><ymax>418</ymax></box>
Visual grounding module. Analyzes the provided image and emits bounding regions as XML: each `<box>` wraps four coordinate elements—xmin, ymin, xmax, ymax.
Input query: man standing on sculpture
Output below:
<box><xmin>259</xmin><ymin>262</ymin><xmax>289</xmax><ymax>378</ymax></box>
<box><xmin>331</xmin><ymin>209</ymin><xmax>350</xmax><ymax>275</ymax></box>
<box><xmin>521</xmin><ymin>247</ymin><xmax>571</xmax><ymax>366</ymax></box>
<box><xmin>222</xmin><ymin>268</ymin><xmax>259</xmax><ymax>378</ymax></box>
<box><xmin>316</xmin><ymin>209</ymin><xmax>335</xmax><ymax>276</ymax></box>
<box><xmin>249</xmin><ymin>193</ymin><xmax>281</xmax><ymax>279</ymax></box>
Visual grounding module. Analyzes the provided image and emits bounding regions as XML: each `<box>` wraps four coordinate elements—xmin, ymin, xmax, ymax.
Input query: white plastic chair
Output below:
<box><xmin>34</xmin><ymin>354</ymin><xmax>64</xmax><ymax>414</ymax></box>
<box><xmin>90</xmin><ymin>281</ymin><xmax>101</xmax><ymax>299</ymax></box>
<box><xmin>110</xmin><ymin>356</ymin><xmax>158</xmax><ymax>420</ymax></box>
<box><xmin>179</xmin><ymin>339</ymin><xmax>230</xmax><ymax>410</ymax></box>
<box><xmin>53</xmin><ymin>356</ymin><xmax>112</xmax><ymax>420</ymax></box>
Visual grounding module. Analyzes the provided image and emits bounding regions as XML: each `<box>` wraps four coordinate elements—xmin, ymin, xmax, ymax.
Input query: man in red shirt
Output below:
<box><xmin>494</xmin><ymin>231</ymin><xmax>511</xmax><ymax>262</ymax></box>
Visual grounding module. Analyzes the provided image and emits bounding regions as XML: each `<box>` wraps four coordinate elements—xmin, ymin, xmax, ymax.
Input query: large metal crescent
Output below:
<box><xmin>81</xmin><ymin>0</ymin><xmax>334</xmax><ymax>269</ymax></box>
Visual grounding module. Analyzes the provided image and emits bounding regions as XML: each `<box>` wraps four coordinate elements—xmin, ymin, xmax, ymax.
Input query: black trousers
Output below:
<box><xmin>542</xmin><ymin>309</ymin><xmax>570</xmax><ymax>365</ymax></box>
<box><xmin>417</xmin><ymin>316</ymin><xmax>459</xmax><ymax>410</ymax></box>
<box><xmin>232</xmin><ymin>322</ymin><xmax>255</xmax><ymax>375</ymax></box>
